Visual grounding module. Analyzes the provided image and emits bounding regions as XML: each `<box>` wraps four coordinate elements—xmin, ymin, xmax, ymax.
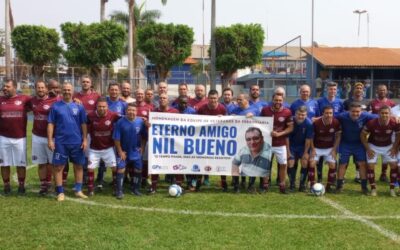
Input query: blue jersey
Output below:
<box><xmin>113</xmin><ymin>117</ymin><xmax>146</xmax><ymax>161</ymax></box>
<box><xmin>222</xmin><ymin>102</ymin><xmax>237</xmax><ymax>114</ymax></box>
<box><xmin>48</xmin><ymin>101</ymin><xmax>87</xmax><ymax>144</ymax></box>
<box><xmin>336</xmin><ymin>111</ymin><xmax>377</xmax><ymax>144</ymax></box>
<box><xmin>230</xmin><ymin>105</ymin><xmax>260</xmax><ymax>116</ymax></box>
<box><xmin>289</xmin><ymin>118</ymin><xmax>313</xmax><ymax>149</ymax></box>
<box><xmin>249</xmin><ymin>100</ymin><xmax>269</xmax><ymax>112</ymax></box>
<box><xmin>180</xmin><ymin>106</ymin><xmax>197</xmax><ymax>114</ymax></box>
<box><xmin>107</xmin><ymin>97</ymin><xmax>127</xmax><ymax>116</ymax></box>
<box><xmin>290</xmin><ymin>99</ymin><xmax>320</xmax><ymax>118</ymax></box>
<box><xmin>317</xmin><ymin>97</ymin><xmax>343</xmax><ymax>116</ymax></box>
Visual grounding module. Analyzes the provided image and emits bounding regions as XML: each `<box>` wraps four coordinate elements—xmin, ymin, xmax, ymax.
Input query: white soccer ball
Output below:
<box><xmin>168</xmin><ymin>184</ymin><xmax>182</xmax><ymax>197</ymax></box>
<box><xmin>312</xmin><ymin>183</ymin><xmax>325</xmax><ymax>196</ymax></box>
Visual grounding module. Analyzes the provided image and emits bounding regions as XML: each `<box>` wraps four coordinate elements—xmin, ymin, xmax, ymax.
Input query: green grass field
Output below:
<box><xmin>1</xmin><ymin>122</ymin><xmax>400</xmax><ymax>249</ymax></box>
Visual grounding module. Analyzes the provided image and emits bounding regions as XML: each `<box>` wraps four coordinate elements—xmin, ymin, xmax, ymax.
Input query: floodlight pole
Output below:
<box><xmin>310</xmin><ymin>0</ymin><xmax>315</xmax><ymax>97</ymax></box>
<box><xmin>353</xmin><ymin>9</ymin><xmax>367</xmax><ymax>46</ymax></box>
<box><xmin>100</xmin><ymin>0</ymin><xmax>108</xmax><ymax>94</ymax></box>
<box><xmin>210</xmin><ymin>0</ymin><xmax>216</xmax><ymax>90</ymax></box>
<box><xmin>5</xmin><ymin>0</ymin><xmax>12</xmax><ymax>78</ymax></box>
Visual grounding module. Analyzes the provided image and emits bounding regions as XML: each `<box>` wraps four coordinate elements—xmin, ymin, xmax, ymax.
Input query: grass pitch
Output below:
<box><xmin>1</xmin><ymin>123</ymin><xmax>400</xmax><ymax>249</ymax></box>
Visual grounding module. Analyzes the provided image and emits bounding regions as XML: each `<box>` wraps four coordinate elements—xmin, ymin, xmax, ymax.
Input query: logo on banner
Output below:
<box><xmin>192</xmin><ymin>164</ymin><xmax>200</xmax><ymax>172</ymax></box>
<box><xmin>173</xmin><ymin>164</ymin><xmax>187</xmax><ymax>171</ymax></box>
<box><xmin>204</xmin><ymin>166</ymin><xmax>212</xmax><ymax>172</ymax></box>
<box><xmin>72</xmin><ymin>108</ymin><xmax>78</xmax><ymax>115</ymax></box>
<box><xmin>152</xmin><ymin>165</ymin><xmax>168</xmax><ymax>170</ymax></box>
<box><xmin>216</xmin><ymin>166</ymin><xmax>227</xmax><ymax>172</ymax></box>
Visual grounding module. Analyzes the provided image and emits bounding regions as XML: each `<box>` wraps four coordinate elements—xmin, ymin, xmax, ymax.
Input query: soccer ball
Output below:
<box><xmin>168</xmin><ymin>184</ymin><xmax>182</xmax><ymax>197</ymax></box>
<box><xmin>312</xmin><ymin>183</ymin><xmax>325</xmax><ymax>196</ymax></box>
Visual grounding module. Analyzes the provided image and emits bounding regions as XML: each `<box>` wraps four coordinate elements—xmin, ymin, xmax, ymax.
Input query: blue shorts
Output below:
<box><xmin>289</xmin><ymin>147</ymin><xmax>305</xmax><ymax>160</ymax></box>
<box><xmin>126</xmin><ymin>158</ymin><xmax>143</xmax><ymax>170</ymax></box>
<box><xmin>339</xmin><ymin>143</ymin><xmax>366</xmax><ymax>165</ymax></box>
<box><xmin>53</xmin><ymin>143</ymin><xmax>86</xmax><ymax>166</ymax></box>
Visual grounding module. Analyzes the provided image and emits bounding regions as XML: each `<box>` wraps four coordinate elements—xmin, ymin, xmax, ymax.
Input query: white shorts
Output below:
<box><xmin>32</xmin><ymin>134</ymin><xmax>53</xmax><ymax>164</ymax></box>
<box><xmin>367</xmin><ymin>143</ymin><xmax>397</xmax><ymax>164</ymax></box>
<box><xmin>272</xmin><ymin>146</ymin><xmax>287</xmax><ymax>165</ymax></box>
<box><xmin>0</xmin><ymin>136</ymin><xmax>27</xmax><ymax>167</ymax></box>
<box><xmin>313</xmin><ymin>148</ymin><xmax>336</xmax><ymax>163</ymax></box>
<box><xmin>88</xmin><ymin>147</ymin><xmax>117</xmax><ymax>169</ymax></box>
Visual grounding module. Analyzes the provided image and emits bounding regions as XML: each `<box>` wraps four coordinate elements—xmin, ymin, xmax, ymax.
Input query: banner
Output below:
<box><xmin>148</xmin><ymin>113</ymin><xmax>273</xmax><ymax>177</ymax></box>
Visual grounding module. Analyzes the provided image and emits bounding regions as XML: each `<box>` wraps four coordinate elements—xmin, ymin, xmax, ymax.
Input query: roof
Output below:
<box><xmin>302</xmin><ymin>47</ymin><xmax>400</xmax><ymax>68</ymax></box>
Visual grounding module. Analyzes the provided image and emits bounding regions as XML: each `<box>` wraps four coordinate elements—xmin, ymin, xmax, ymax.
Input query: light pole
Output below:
<box><xmin>310</xmin><ymin>0</ymin><xmax>315</xmax><ymax>97</ymax></box>
<box><xmin>210</xmin><ymin>0</ymin><xmax>216</xmax><ymax>90</ymax></box>
<box><xmin>353</xmin><ymin>9</ymin><xmax>367</xmax><ymax>46</ymax></box>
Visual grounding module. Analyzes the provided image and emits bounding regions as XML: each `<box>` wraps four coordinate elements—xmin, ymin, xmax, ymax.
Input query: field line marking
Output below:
<box><xmin>320</xmin><ymin>197</ymin><xmax>400</xmax><ymax>243</ymax></box>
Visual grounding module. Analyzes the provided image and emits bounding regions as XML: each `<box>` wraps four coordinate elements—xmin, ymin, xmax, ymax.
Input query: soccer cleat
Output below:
<box><xmin>299</xmin><ymin>185</ymin><xmax>306</xmax><ymax>192</ymax></box>
<box><xmin>39</xmin><ymin>189</ymin><xmax>48</xmax><ymax>196</ymax></box>
<box><xmin>147</xmin><ymin>188</ymin><xmax>156</xmax><ymax>195</ymax></box>
<box><xmin>390</xmin><ymin>189</ymin><xmax>397</xmax><ymax>197</ymax></box>
<box><xmin>362</xmin><ymin>188</ymin><xmax>369</xmax><ymax>196</ymax></box>
<box><xmin>88</xmin><ymin>191</ymin><xmax>94</xmax><ymax>197</ymax></box>
<box><xmin>325</xmin><ymin>185</ymin><xmax>333</xmax><ymax>193</ymax></box>
<box><xmin>95</xmin><ymin>184</ymin><xmax>103</xmax><ymax>192</ymax></box>
<box><xmin>240</xmin><ymin>181</ymin><xmax>246</xmax><ymax>189</ymax></box>
<box><xmin>247</xmin><ymin>186</ymin><xmax>256</xmax><ymax>194</ymax></box>
<box><xmin>116</xmin><ymin>191</ymin><xmax>124</xmax><ymax>200</ymax></box>
<box><xmin>75</xmin><ymin>191</ymin><xmax>88</xmax><ymax>199</ymax></box>
<box><xmin>259</xmin><ymin>187</ymin><xmax>267</xmax><ymax>194</ymax></box>
<box><xmin>57</xmin><ymin>193</ymin><xmax>65</xmax><ymax>202</ymax></box>
<box><xmin>132</xmin><ymin>189</ymin><xmax>142</xmax><ymax>196</ymax></box>
<box><xmin>17</xmin><ymin>186</ymin><xmax>26</xmax><ymax>195</ymax></box>
<box><xmin>289</xmin><ymin>184</ymin><xmax>295</xmax><ymax>192</ymax></box>
<box><xmin>370</xmin><ymin>189</ymin><xmax>377</xmax><ymax>197</ymax></box>
<box><xmin>233</xmin><ymin>186</ymin><xmax>240</xmax><ymax>193</ymax></box>
<box><xmin>353</xmin><ymin>177</ymin><xmax>361</xmax><ymax>184</ymax></box>
<box><xmin>335</xmin><ymin>187</ymin><xmax>343</xmax><ymax>194</ymax></box>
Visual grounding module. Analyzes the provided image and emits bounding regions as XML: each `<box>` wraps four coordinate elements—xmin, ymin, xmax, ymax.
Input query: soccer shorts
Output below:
<box><xmin>53</xmin><ymin>143</ymin><xmax>86</xmax><ymax>166</ymax></box>
<box><xmin>272</xmin><ymin>146</ymin><xmax>287</xmax><ymax>165</ymax></box>
<box><xmin>313</xmin><ymin>148</ymin><xmax>336</xmax><ymax>163</ymax></box>
<box><xmin>126</xmin><ymin>158</ymin><xmax>143</xmax><ymax>170</ymax></box>
<box><xmin>0</xmin><ymin>136</ymin><xmax>27</xmax><ymax>167</ymax></box>
<box><xmin>367</xmin><ymin>143</ymin><xmax>396</xmax><ymax>164</ymax></box>
<box><xmin>338</xmin><ymin>143</ymin><xmax>366</xmax><ymax>165</ymax></box>
<box><xmin>289</xmin><ymin>146</ymin><xmax>305</xmax><ymax>160</ymax></box>
<box><xmin>88</xmin><ymin>147</ymin><xmax>117</xmax><ymax>169</ymax></box>
<box><xmin>32</xmin><ymin>134</ymin><xmax>54</xmax><ymax>165</ymax></box>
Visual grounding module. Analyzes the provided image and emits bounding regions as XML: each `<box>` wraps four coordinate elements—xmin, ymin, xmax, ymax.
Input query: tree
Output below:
<box><xmin>137</xmin><ymin>23</ymin><xmax>194</xmax><ymax>81</ymax></box>
<box><xmin>0</xmin><ymin>29</ymin><xmax>4</xmax><ymax>57</ymax></box>
<box><xmin>214</xmin><ymin>23</ymin><xmax>264</xmax><ymax>87</ymax></box>
<box><xmin>61</xmin><ymin>21</ymin><xmax>126</xmax><ymax>85</ymax></box>
<box><xmin>11</xmin><ymin>25</ymin><xmax>62</xmax><ymax>78</ymax></box>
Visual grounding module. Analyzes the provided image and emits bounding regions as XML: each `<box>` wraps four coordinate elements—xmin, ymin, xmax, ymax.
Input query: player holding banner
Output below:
<box><xmin>360</xmin><ymin>105</ymin><xmax>400</xmax><ymax>197</ymax></box>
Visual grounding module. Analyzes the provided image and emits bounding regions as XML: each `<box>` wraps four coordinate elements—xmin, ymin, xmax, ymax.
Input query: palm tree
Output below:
<box><xmin>116</xmin><ymin>0</ymin><xmax>166</xmax><ymax>86</ymax></box>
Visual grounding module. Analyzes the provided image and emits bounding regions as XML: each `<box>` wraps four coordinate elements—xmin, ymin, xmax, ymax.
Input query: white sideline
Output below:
<box><xmin>320</xmin><ymin>197</ymin><xmax>400</xmax><ymax>243</ymax></box>
<box><xmin>11</xmin><ymin>165</ymin><xmax>400</xmax><ymax>244</ymax></box>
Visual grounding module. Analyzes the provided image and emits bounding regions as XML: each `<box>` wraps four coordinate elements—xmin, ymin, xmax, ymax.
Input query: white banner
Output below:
<box><xmin>148</xmin><ymin>113</ymin><xmax>273</xmax><ymax>177</ymax></box>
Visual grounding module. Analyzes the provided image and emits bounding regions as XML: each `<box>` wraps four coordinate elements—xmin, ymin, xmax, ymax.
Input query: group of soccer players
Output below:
<box><xmin>1</xmin><ymin>76</ymin><xmax>400</xmax><ymax>201</ymax></box>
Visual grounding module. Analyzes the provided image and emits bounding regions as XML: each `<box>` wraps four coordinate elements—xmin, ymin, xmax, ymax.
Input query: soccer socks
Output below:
<box><xmin>317</xmin><ymin>158</ymin><xmax>324</xmax><ymax>181</ymax></box>
<box><xmin>308</xmin><ymin>167</ymin><xmax>316</xmax><ymax>186</ymax></box>
<box><xmin>390</xmin><ymin>168</ymin><xmax>398</xmax><ymax>189</ymax></box>
<box><xmin>299</xmin><ymin>167</ymin><xmax>308</xmax><ymax>187</ymax></box>
<box><xmin>151</xmin><ymin>174</ymin><xmax>159</xmax><ymax>191</ymax></box>
<box><xmin>56</xmin><ymin>185</ymin><xmax>64</xmax><ymax>194</ymax></box>
<box><xmin>74</xmin><ymin>182</ymin><xmax>83</xmax><ymax>192</ymax></box>
<box><xmin>233</xmin><ymin>176</ymin><xmax>239</xmax><ymax>189</ymax></box>
<box><xmin>87</xmin><ymin>171</ymin><xmax>95</xmax><ymax>192</ymax></box>
<box><xmin>132</xmin><ymin>170</ymin><xmax>142</xmax><ymax>195</ymax></box>
<box><xmin>336</xmin><ymin>179</ymin><xmax>344</xmax><ymax>189</ymax></box>
<box><xmin>116</xmin><ymin>172</ymin><xmax>124</xmax><ymax>194</ymax></box>
<box><xmin>63</xmin><ymin>164</ymin><xmax>69</xmax><ymax>186</ymax></box>
<box><xmin>381</xmin><ymin>163</ymin><xmax>388</xmax><ymax>178</ymax></box>
<box><xmin>17</xmin><ymin>176</ymin><xmax>25</xmax><ymax>188</ymax></box>
<box><xmin>221</xmin><ymin>175</ymin><xmax>227</xmax><ymax>190</ymax></box>
<box><xmin>40</xmin><ymin>178</ymin><xmax>48</xmax><ymax>192</ymax></box>
<box><xmin>367</xmin><ymin>169</ymin><xmax>376</xmax><ymax>189</ymax></box>
<box><xmin>96</xmin><ymin>161</ymin><xmax>106</xmax><ymax>183</ymax></box>
<box><xmin>288</xmin><ymin>167</ymin><xmax>296</xmax><ymax>187</ymax></box>
<box><xmin>175</xmin><ymin>175</ymin><xmax>184</xmax><ymax>187</ymax></box>
<box><xmin>327</xmin><ymin>168</ymin><xmax>336</xmax><ymax>186</ymax></box>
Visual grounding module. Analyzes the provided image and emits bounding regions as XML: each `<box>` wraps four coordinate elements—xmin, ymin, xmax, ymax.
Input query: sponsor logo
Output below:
<box><xmin>216</xmin><ymin>166</ymin><xmax>227</xmax><ymax>172</ymax></box>
<box><xmin>72</xmin><ymin>108</ymin><xmax>79</xmax><ymax>115</ymax></box>
<box><xmin>278</xmin><ymin>117</ymin><xmax>285</xmax><ymax>122</ymax></box>
<box><xmin>14</xmin><ymin>100</ymin><xmax>22</xmax><ymax>106</ymax></box>
<box><xmin>386</xmin><ymin>130</ymin><xmax>392</xmax><ymax>134</ymax></box>
<box><xmin>142</xmin><ymin>111</ymin><xmax>148</xmax><ymax>116</ymax></box>
<box><xmin>105</xmin><ymin>120</ymin><xmax>111</xmax><ymax>126</ymax></box>
<box><xmin>192</xmin><ymin>164</ymin><xmax>200</xmax><ymax>172</ymax></box>
<box><xmin>173</xmin><ymin>164</ymin><xmax>187</xmax><ymax>170</ymax></box>
<box><xmin>204</xmin><ymin>166</ymin><xmax>212</xmax><ymax>172</ymax></box>
<box><xmin>43</xmin><ymin>104</ymin><xmax>50</xmax><ymax>110</ymax></box>
<box><xmin>1</xmin><ymin>102</ymin><xmax>6</xmax><ymax>105</ymax></box>
<box><xmin>152</xmin><ymin>165</ymin><xmax>168</xmax><ymax>170</ymax></box>
<box><xmin>136</xmin><ymin>127</ymin><xmax>141</xmax><ymax>133</ymax></box>
<box><xmin>329</xmin><ymin>128</ymin><xmax>335</xmax><ymax>133</ymax></box>
<box><xmin>88</xmin><ymin>100</ymin><xmax>95</xmax><ymax>105</ymax></box>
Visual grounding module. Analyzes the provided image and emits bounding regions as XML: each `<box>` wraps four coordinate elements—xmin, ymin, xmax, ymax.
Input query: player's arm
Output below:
<box><xmin>81</xmin><ymin>123</ymin><xmax>88</xmax><ymax>151</ymax></box>
<box><xmin>303</xmin><ymin>138</ymin><xmax>311</xmax><ymax>161</ymax></box>
<box><xmin>47</xmin><ymin>123</ymin><xmax>55</xmax><ymax>151</ymax></box>
<box><xmin>390</xmin><ymin>132</ymin><xmax>400</xmax><ymax>157</ymax></box>
<box><xmin>331</xmin><ymin>131</ymin><xmax>341</xmax><ymax>158</ymax></box>
<box><xmin>360</xmin><ymin>129</ymin><xmax>374</xmax><ymax>159</ymax></box>
<box><xmin>114</xmin><ymin>140</ymin><xmax>126</xmax><ymax>161</ymax></box>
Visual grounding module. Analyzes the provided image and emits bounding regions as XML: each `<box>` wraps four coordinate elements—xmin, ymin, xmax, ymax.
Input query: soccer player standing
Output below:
<box><xmin>249</xmin><ymin>84</ymin><xmax>268</xmax><ymax>112</ymax></box>
<box><xmin>0</xmin><ymin>79</ymin><xmax>31</xmax><ymax>195</ymax></box>
<box><xmin>221</xmin><ymin>87</ymin><xmax>237</xmax><ymax>114</ymax></box>
<box><xmin>261</xmin><ymin>93</ymin><xmax>293</xmax><ymax>193</ymax></box>
<box><xmin>290</xmin><ymin>84</ymin><xmax>320</xmax><ymax>119</ymax></box>
<box><xmin>87</xmin><ymin>97</ymin><xmax>120</xmax><ymax>197</ymax></box>
<box><xmin>30</xmin><ymin>80</ymin><xmax>59</xmax><ymax>195</ymax></box>
<box><xmin>309</xmin><ymin>105</ymin><xmax>341</xmax><ymax>192</ymax></box>
<box><xmin>288</xmin><ymin>106</ymin><xmax>313</xmax><ymax>192</ymax></box>
<box><xmin>336</xmin><ymin>102</ymin><xmax>377</xmax><ymax>194</ymax></box>
<box><xmin>113</xmin><ymin>103</ymin><xmax>147</xmax><ymax>196</ymax></box>
<box><xmin>120</xmin><ymin>81</ymin><xmax>135</xmax><ymax>103</ymax></box>
<box><xmin>188</xmin><ymin>84</ymin><xmax>208</xmax><ymax>110</ymax></box>
<box><xmin>360</xmin><ymin>105</ymin><xmax>400</xmax><ymax>197</ymax></box>
<box><xmin>47</xmin><ymin>82</ymin><xmax>88</xmax><ymax>201</ymax></box>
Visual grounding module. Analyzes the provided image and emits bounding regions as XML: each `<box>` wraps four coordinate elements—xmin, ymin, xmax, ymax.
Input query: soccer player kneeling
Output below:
<box><xmin>360</xmin><ymin>105</ymin><xmax>400</xmax><ymax>197</ymax></box>
<box><xmin>87</xmin><ymin>97</ymin><xmax>120</xmax><ymax>197</ymax></box>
